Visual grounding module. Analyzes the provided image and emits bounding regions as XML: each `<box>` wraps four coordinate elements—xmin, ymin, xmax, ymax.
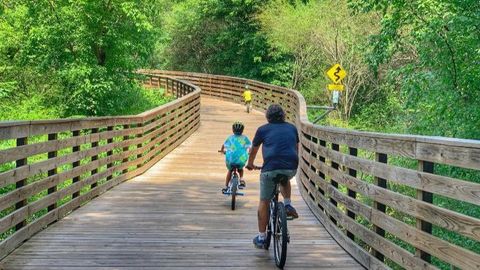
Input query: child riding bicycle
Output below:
<box><xmin>220</xmin><ymin>121</ymin><xmax>252</xmax><ymax>193</ymax></box>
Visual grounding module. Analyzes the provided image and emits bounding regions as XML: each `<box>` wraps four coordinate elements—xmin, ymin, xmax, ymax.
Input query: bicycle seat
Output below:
<box><xmin>272</xmin><ymin>174</ymin><xmax>289</xmax><ymax>185</ymax></box>
<box><xmin>230</xmin><ymin>164</ymin><xmax>242</xmax><ymax>171</ymax></box>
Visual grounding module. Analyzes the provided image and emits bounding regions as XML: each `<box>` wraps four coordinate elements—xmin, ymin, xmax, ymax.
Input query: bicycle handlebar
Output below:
<box><xmin>246</xmin><ymin>164</ymin><xmax>262</xmax><ymax>170</ymax></box>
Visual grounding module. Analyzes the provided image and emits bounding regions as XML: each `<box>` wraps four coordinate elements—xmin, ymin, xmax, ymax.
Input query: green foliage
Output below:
<box><xmin>0</xmin><ymin>0</ymin><xmax>159</xmax><ymax>117</ymax></box>
<box><xmin>0</xmin><ymin>86</ymin><xmax>172</xmax><ymax>121</ymax></box>
<box><xmin>1</xmin><ymin>1</ymin><xmax>479</xmax><ymax>268</ymax></box>
<box><xmin>158</xmin><ymin>0</ymin><xmax>289</xmax><ymax>82</ymax></box>
<box><xmin>348</xmin><ymin>0</ymin><xmax>480</xmax><ymax>139</ymax></box>
<box><xmin>0</xmin><ymin>94</ymin><xmax>59</xmax><ymax>121</ymax></box>
<box><xmin>259</xmin><ymin>0</ymin><xmax>379</xmax><ymax>119</ymax></box>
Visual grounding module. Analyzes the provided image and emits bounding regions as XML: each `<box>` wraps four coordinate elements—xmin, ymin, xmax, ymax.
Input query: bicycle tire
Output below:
<box><xmin>264</xmin><ymin>200</ymin><xmax>276</xmax><ymax>250</ymax></box>
<box><xmin>274</xmin><ymin>202</ymin><xmax>288</xmax><ymax>268</ymax></box>
<box><xmin>231</xmin><ymin>176</ymin><xmax>238</xmax><ymax>210</ymax></box>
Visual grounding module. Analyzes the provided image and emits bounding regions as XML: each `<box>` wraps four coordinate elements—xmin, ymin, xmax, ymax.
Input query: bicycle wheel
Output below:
<box><xmin>273</xmin><ymin>202</ymin><xmax>288</xmax><ymax>268</ymax></box>
<box><xmin>231</xmin><ymin>176</ymin><xmax>238</xmax><ymax>210</ymax></box>
<box><xmin>264</xmin><ymin>200</ymin><xmax>276</xmax><ymax>250</ymax></box>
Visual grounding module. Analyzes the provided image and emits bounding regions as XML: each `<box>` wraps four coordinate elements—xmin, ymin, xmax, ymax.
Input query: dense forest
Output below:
<box><xmin>1</xmin><ymin>0</ymin><xmax>479</xmax><ymax>140</ymax></box>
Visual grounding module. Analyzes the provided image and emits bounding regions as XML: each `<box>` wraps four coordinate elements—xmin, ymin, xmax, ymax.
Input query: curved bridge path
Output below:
<box><xmin>0</xmin><ymin>97</ymin><xmax>362</xmax><ymax>269</ymax></box>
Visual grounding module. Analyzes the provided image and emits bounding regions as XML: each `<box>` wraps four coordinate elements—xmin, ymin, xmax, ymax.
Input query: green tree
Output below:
<box><xmin>158</xmin><ymin>0</ymin><xmax>289</xmax><ymax>82</ymax></box>
<box><xmin>259</xmin><ymin>0</ymin><xmax>379</xmax><ymax>119</ymax></box>
<box><xmin>349</xmin><ymin>0</ymin><xmax>480</xmax><ymax>139</ymax></box>
<box><xmin>0</xmin><ymin>0</ymin><xmax>159</xmax><ymax>116</ymax></box>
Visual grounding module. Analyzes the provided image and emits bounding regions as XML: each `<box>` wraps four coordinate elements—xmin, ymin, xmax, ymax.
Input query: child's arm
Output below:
<box><xmin>219</xmin><ymin>144</ymin><xmax>225</xmax><ymax>154</ymax></box>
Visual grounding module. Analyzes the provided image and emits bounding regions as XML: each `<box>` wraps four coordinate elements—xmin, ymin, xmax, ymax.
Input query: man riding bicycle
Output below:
<box><xmin>246</xmin><ymin>104</ymin><xmax>299</xmax><ymax>249</ymax></box>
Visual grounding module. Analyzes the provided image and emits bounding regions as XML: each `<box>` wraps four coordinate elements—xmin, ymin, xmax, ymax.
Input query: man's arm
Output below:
<box><xmin>246</xmin><ymin>145</ymin><xmax>260</xmax><ymax>170</ymax></box>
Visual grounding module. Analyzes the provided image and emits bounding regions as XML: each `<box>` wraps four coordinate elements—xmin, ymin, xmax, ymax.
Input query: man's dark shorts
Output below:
<box><xmin>260</xmin><ymin>169</ymin><xmax>297</xmax><ymax>200</ymax></box>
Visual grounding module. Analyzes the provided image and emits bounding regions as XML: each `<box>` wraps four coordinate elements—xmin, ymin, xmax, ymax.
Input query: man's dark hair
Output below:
<box><xmin>266</xmin><ymin>104</ymin><xmax>286</xmax><ymax>123</ymax></box>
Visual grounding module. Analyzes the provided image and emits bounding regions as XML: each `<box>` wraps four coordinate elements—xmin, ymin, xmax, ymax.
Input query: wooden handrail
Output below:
<box><xmin>1</xmin><ymin>70</ymin><xmax>479</xmax><ymax>269</ymax></box>
<box><xmin>0</xmin><ymin>75</ymin><xmax>201</xmax><ymax>259</ymax></box>
<box><xmin>140</xmin><ymin>70</ymin><xmax>480</xmax><ymax>270</ymax></box>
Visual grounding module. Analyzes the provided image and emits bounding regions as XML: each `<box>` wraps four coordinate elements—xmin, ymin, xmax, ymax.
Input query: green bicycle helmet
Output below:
<box><xmin>232</xmin><ymin>121</ymin><xmax>244</xmax><ymax>135</ymax></box>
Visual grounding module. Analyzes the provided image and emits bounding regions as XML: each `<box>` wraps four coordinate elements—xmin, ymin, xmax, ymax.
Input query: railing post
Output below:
<box><xmin>329</xmin><ymin>143</ymin><xmax>340</xmax><ymax>224</ymax></box>
<box><xmin>15</xmin><ymin>137</ymin><xmax>28</xmax><ymax>231</ymax></box>
<box><xmin>416</xmin><ymin>160</ymin><xmax>434</xmax><ymax>263</ymax></box>
<box><xmin>72</xmin><ymin>130</ymin><xmax>80</xmax><ymax>199</ymax></box>
<box><xmin>136</xmin><ymin>123</ymin><xmax>143</xmax><ymax>168</ymax></box>
<box><xmin>316</xmin><ymin>139</ymin><xmax>327</xmax><ymax>211</ymax></box>
<box><xmin>122</xmin><ymin>124</ymin><xmax>130</xmax><ymax>174</ymax></box>
<box><xmin>175</xmin><ymin>81</ymin><xmax>179</xmax><ymax>98</ymax></box>
<box><xmin>148</xmin><ymin>118</ymin><xmax>158</xmax><ymax>161</ymax></box>
<box><xmin>166</xmin><ymin>78</ymin><xmax>170</xmax><ymax>95</ymax></box>
<box><xmin>47</xmin><ymin>133</ymin><xmax>58</xmax><ymax>212</ymax></box>
<box><xmin>106</xmin><ymin>126</ymin><xmax>114</xmax><ymax>181</ymax></box>
<box><xmin>90</xmin><ymin>128</ymin><xmax>99</xmax><ymax>189</ymax></box>
<box><xmin>346</xmin><ymin>147</ymin><xmax>357</xmax><ymax>240</ymax></box>
<box><xmin>318</xmin><ymin>140</ymin><xmax>326</xmax><ymax>193</ymax></box>
<box><xmin>372</xmin><ymin>152</ymin><xmax>387</xmax><ymax>261</ymax></box>
<box><xmin>308</xmin><ymin>136</ymin><xmax>318</xmax><ymax>180</ymax></box>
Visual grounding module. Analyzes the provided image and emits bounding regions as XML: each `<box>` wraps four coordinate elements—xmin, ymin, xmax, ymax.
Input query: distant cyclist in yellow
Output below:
<box><xmin>242</xmin><ymin>85</ymin><xmax>252</xmax><ymax>113</ymax></box>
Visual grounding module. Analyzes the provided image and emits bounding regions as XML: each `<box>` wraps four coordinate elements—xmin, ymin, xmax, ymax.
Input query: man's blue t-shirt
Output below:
<box><xmin>252</xmin><ymin>122</ymin><xmax>299</xmax><ymax>172</ymax></box>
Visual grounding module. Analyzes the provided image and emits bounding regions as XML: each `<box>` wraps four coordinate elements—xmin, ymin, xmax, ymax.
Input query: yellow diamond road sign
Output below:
<box><xmin>326</xmin><ymin>64</ymin><xmax>347</xmax><ymax>84</ymax></box>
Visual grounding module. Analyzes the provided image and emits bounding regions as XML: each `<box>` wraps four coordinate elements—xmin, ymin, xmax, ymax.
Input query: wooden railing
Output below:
<box><xmin>1</xmin><ymin>69</ymin><xmax>478</xmax><ymax>269</ymax></box>
<box><xmin>0</xmin><ymin>76</ymin><xmax>200</xmax><ymax>259</ymax></box>
<box><xmin>141</xmin><ymin>70</ymin><xmax>480</xmax><ymax>270</ymax></box>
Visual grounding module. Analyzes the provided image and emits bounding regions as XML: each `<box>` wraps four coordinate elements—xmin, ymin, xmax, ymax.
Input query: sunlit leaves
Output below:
<box><xmin>0</xmin><ymin>0</ymin><xmax>158</xmax><ymax>116</ymax></box>
<box><xmin>350</xmin><ymin>0</ymin><xmax>480</xmax><ymax>139</ymax></box>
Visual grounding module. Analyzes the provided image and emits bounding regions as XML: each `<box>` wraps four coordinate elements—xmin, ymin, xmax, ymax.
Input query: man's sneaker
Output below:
<box><xmin>285</xmin><ymin>204</ymin><xmax>299</xmax><ymax>219</ymax></box>
<box><xmin>253</xmin><ymin>235</ymin><xmax>266</xmax><ymax>249</ymax></box>
<box><xmin>239</xmin><ymin>179</ymin><xmax>246</xmax><ymax>189</ymax></box>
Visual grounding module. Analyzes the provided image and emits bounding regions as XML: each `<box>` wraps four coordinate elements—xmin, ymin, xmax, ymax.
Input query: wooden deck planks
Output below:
<box><xmin>0</xmin><ymin>97</ymin><xmax>362</xmax><ymax>269</ymax></box>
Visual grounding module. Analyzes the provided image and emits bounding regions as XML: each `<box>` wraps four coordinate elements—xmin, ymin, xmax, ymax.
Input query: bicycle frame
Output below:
<box><xmin>265</xmin><ymin>179</ymin><xmax>289</xmax><ymax>269</ymax></box>
<box><xmin>223</xmin><ymin>168</ymin><xmax>244</xmax><ymax>196</ymax></box>
<box><xmin>224</xmin><ymin>167</ymin><xmax>244</xmax><ymax>210</ymax></box>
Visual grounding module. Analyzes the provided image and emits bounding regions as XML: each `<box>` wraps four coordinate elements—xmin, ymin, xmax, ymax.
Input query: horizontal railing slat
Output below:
<box><xmin>0</xmin><ymin>74</ymin><xmax>201</xmax><ymax>260</ymax></box>
<box><xmin>301</xmin><ymin>148</ymin><xmax>480</xmax><ymax>242</ymax></box>
<box><xmin>2</xmin><ymin>70</ymin><xmax>478</xmax><ymax>269</ymax></box>
<box><xmin>302</xmin><ymin>138</ymin><xmax>480</xmax><ymax>206</ymax></box>
<box><xmin>299</xmin><ymin>167</ymin><xmax>437</xmax><ymax>270</ymax></box>
<box><xmin>139</xmin><ymin>70</ymin><xmax>480</xmax><ymax>270</ymax></box>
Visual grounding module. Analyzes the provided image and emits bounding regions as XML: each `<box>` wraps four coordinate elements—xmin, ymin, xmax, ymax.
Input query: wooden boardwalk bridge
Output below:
<box><xmin>0</xmin><ymin>71</ymin><xmax>479</xmax><ymax>269</ymax></box>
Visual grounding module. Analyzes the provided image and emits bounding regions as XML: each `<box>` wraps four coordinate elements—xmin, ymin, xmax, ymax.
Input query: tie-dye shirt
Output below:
<box><xmin>224</xmin><ymin>134</ymin><xmax>252</xmax><ymax>169</ymax></box>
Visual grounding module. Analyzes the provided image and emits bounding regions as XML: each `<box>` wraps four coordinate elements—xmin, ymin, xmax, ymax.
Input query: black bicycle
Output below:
<box><xmin>218</xmin><ymin>150</ymin><xmax>244</xmax><ymax>210</ymax></box>
<box><xmin>224</xmin><ymin>166</ymin><xmax>244</xmax><ymax>210</ymax></box>
<box><xmin>264</xmin><ymin>174</ymin><xmax>290</xmax><ymax>269</ymax></box>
